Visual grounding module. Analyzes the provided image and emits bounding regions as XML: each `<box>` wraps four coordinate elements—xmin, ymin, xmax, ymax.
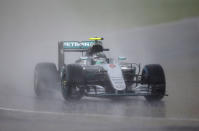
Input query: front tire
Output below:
<box><xmin>61</xmin><ymin>64</ymin><xmax>85</xmax><ymax>101</ymax></box>
<box><xmin>141</xmin><ymin>64</ymin><xmax>166</xmax><ymax>101</ymax></box>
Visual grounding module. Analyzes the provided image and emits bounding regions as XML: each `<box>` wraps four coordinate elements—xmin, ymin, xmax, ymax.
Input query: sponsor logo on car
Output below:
<box><xmin>63</xmin><ymin>41</ymin><xmax>95</xmax><ymax>49</ymax></box>
<box><xmin>109</xmin><ymin>64</ymin><xmax>116</xmax><ymax>68</ymax></box>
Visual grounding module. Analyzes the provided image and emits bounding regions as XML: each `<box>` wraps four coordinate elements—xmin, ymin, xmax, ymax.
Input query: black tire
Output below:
<box><xmin>141</xmin><ymin>64</ymin><xmax>166</xmax><ymax>101</ymax></box>
<box><xmin>34</xmin><ymin>63</ymin><xmax>59</xmax><ymax>97</ymax></box>
<box><xmin>61</xmin><ymin>64</ymin><xmax>85</xmax><ymax>101</ymax></box>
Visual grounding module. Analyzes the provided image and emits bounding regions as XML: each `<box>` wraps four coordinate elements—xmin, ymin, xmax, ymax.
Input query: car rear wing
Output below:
<box><xmin>60</xmin><ymin>41</ymin><xmax>96</xmax><ymax>52</ymax></box>
<box><xmin>58</xmin><ymin>41</ymin><xmax>109</xmax><ymax>72</ymax></box>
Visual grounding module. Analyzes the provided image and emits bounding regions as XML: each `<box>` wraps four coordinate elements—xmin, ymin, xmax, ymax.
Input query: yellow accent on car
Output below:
<box><xmin>89</xmin><ymin>38</ymin><xmax>103</xmax><ymax>40</ymax></box>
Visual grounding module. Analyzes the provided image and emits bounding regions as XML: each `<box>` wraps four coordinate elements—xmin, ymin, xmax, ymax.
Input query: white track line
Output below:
<box><xmin>0</xmin><ymin>106</ymin><xmax>199</xmax><ymax>122</ymax></box>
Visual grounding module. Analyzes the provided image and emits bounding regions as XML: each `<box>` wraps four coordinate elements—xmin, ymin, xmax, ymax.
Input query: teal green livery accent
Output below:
<box><xmin>63</xmin><ymin>41</ymin><xmax>95</xmax><ymax>49</ymax></box>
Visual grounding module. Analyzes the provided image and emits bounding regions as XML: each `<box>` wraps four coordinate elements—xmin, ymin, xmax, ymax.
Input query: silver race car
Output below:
<box><xmin>34</xmin><ymin>38</ymin><xmax>167</xmax><ymax>101</ymax></box>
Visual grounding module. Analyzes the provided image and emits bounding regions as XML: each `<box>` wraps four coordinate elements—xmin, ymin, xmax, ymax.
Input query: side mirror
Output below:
<box><xmin>80</xmin><ymin>57</ymin><xmax>88</xmax><ymax>60</ymax></box>
<box><xmin>118</xmin><ymin>56</ymin><xmax>127</xmax><ymax>61</ymax></box>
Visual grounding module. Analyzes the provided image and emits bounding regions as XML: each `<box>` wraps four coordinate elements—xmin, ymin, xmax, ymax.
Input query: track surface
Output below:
<box><xmin>0</xmin><ymin>86</ymin><xmax>199</xmax><ymax>131</ymax></box>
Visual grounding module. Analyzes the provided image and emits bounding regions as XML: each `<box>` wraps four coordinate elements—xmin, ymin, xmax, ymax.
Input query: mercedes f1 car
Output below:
<box><xmin>34</xmin><ymin>38</ymin><xmax>167</xmax><ymax>101</ymax></box>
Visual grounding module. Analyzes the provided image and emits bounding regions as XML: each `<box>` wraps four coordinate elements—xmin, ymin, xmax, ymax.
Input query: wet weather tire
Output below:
<box><xmin>141</xmin><ymin>64</ymin><xmax>166</xmax><ymax>101</ymax></box>
<box><xmin>61</xmin><ymin>64</ymin><xmax>85</xmax><ymax>101</ymax></box>
<box><xmin>34</xmin><ymin>63</ymin><xmax>59</xmax><ymax>97</ymax></box>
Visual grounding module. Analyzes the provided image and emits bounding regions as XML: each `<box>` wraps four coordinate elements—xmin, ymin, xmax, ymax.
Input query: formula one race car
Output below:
<box><xmin>34</xmin><ymin>38</ymin><xmax>166</xmax><ymax>101</ymax></box>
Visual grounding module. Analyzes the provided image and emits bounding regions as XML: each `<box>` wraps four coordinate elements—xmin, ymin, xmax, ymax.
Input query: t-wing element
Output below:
<box><xmin>89</xmin><ymin>37</ymin><xmax>104</xmax><ymax>41</ymax></box>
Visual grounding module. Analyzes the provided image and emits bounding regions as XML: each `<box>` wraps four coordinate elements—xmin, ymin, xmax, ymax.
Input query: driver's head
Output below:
<box><xmin>93</xmin><ymin>52</ymin><xmax>106</xmax><ymax>59</ymax></box>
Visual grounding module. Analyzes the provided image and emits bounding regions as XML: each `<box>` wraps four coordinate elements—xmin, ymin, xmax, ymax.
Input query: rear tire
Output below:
<box><xmin>141</xmin><ymin>64</ymin><xmax>166</xmax><ymax>101</ymax></box>
<box><xmin>61</xmin><ymin>64</ymin><xmax>85</xmax><ymax>101</ymax></box>
<box><xmin>34</xmin><ymin>63</ymin><xmax>59</xmax><ymax>97</ymax></box>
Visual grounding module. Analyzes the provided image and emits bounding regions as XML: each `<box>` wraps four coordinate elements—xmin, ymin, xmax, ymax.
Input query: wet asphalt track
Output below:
<box><xmin>0</xmin><ymin>85</ymin><xmax>199</xmax><ymax>131</ymax></box>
